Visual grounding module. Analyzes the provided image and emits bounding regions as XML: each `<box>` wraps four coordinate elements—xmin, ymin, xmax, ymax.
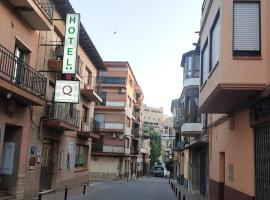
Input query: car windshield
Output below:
<box><xmin>155</xmin><ymin>167</ymin><xmax>163</xmax><ymax>171</ymax></box>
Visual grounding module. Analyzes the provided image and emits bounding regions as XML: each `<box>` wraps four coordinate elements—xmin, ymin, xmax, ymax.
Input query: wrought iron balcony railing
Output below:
<box><xmin>97</xmin><ymin>76</ymin><xmax>127</xmax><ymax>85</ymax></box>
<box><xmin>0</xmin><ymin>44</ymin><xmax>47</xmax><ymax>98</ymax></box>
<box><xmin>34</xmin><ymin>0</ymin><xmax>54</xmax><ymax>20</ymax></box>
<box><xmin>44</xmin><ymin>103</ymin><xmax>80</xmax><ymax>127</ymax></box>
<box><xmin>92</xmin><ymin>143</ymin><xmax>126</xmax><ymax>154</ymax></box>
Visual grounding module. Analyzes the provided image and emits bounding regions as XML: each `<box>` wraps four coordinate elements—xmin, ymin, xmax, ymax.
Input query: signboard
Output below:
<box><xmin>62</xmin><ymin>13</ymin><xmax>80</xmax><ymax>74</ymax></box>
<box><xmin>54</xmin><ymin>80</ymin><xmax>80</xmax><ymax>103</ymax></box>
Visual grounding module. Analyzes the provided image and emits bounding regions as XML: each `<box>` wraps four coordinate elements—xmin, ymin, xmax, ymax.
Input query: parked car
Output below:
<box><xmin>154</xmin><ymin>166</ymin><xmax>169</xmax><ymax>177</ymax></box>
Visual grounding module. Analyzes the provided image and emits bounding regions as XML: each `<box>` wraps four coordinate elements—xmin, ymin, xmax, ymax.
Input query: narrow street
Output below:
<box><xmin>43</xmin><ymin>178</ymin><xmax>177</xmax><ymax>200</ymax></box>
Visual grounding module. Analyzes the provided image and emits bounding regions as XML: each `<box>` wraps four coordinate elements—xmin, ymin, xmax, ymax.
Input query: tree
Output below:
<box><xmin>144</xmin><ymin>127</ymin><xmax>162</xmax><ymax>167</ymax></box>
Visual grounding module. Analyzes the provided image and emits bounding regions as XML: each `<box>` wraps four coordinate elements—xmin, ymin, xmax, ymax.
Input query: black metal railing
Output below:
<box><xmin>97</xmin><ymin>76</ymin><xmax>127</xmax><ymax>85</ymax></box>
<box><xmin>130</xmin><ymin>148</ymin><xmax>139</xmax><ymax>155</ymax></box>
<box><xmin>91</xmin><ymin>143</ymin><xmax>103</xmax><ymax>152</ymax></box>
<box><xmin>44</xmin><ymin>103</ymin><xmax>80</xmax><ymax>127</ymax></box>
<box><xmin>132</xmin><ymin>128</ymin><xmax>139</xmax><ymax>138</ymax></box>
<box><xmin>34</xmin><ymin>0</ymin><xmax>54</xmax><ymax>20</ymax></box>
<box><xmin>81</xmin><ymin>117</ymin><xmax>100</xmax><ymax>132</ymax></box>
<box><xmin>0</xmin><ymin>45</ymin><xmax>47</xmax><ymax>98</ymax></box>
<box><xmin>92</xmin><ymin>143</ymin><xmax>126</xmax><ymax>154</ymax></box>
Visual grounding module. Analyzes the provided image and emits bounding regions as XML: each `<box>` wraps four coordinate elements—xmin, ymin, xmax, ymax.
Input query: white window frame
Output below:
<box><xmin>210</xmin><ymin>10</ymin><xmax>220</xmax><ymax>72</ymax></box>
<box><xmin>201</xmin><ymin>39</ymin><xmax>209</xmax><ymax>86</ymax></box>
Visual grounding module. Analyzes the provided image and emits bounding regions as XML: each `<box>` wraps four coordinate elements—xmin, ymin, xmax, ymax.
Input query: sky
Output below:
<box><xmin>69</xmin><ymin>0</ymin><xmax>202</xmax><ymax>115</ymax></box>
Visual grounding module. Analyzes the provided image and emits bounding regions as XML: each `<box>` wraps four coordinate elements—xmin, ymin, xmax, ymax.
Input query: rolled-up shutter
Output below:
<box><xmin>233</xmin><ymin>2</ymin><xmax>260</xmax><ymax>54</ymax></box>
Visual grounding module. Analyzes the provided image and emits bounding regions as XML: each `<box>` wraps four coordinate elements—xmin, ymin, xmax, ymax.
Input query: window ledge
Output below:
<box><xmin>233</xmin><ymin>56</ymin><xmax>262</xmax><ymax>60</ymax></box>
<box><xmin>74</xmin><ymin>167</ymin><xmax>88</xmax><ymax>173</ymax></box>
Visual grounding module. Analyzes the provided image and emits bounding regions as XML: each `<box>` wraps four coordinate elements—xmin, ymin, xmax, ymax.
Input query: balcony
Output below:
<box><xmin>95</xmin><ymin>96</ymin><xmax>126</xmax><ymax>111</ymax></box>
<box><xmin>43</xmin><ymin>103</ymin><xmax>80</xmax><ymax>131</ymax></box>
<box><xmin>97</xmin><ymin>122</ymin><xmax>125</xmax><ymax>133</ymax></box>
<box><xmin>131</xmin><ymin>128</ymin><xmax>139</xmax><ymax>138</ymax></box>
<box><xmin>0</xmin><ymin>44</ymin><xmax>47</xmax><ymax>106</ymax></box>
<box><xmin>81</xmin><ymin>77</ymin><xmax>102</xmax><ymax>103</ymax></box>
<box><xmin>78</xmin><ymin>118</ymin><xmax>100</xmax><ymax>139</ymax></box>
<box><xmin>92</xmin><ymin>143</ymin><xmax>129</xmax><ymax>156</ymax></box>
<box><xmin>97</xmin><ymin>76</ymin><xmax>127</xmax><ymax>87</ymax></box>
<box><xmin>8</xmin><ymin>0</ymin><xmax>53</xmax><ymax>30</ymax></box>
<box><xmin>181</xmin><ymin>123</ymin><xmax>202</xmax><ymax>137</ymax></box>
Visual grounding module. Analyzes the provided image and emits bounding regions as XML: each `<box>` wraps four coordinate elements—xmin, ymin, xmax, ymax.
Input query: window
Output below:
<box><xmin>210</xmin><ymin>10</ymin><xmax>220</xmax><ymax>72</ymax></box>
<box><xmin>84</xmin><ymin>68</ymin><xmax>92</xmax><ymax>85</ymax></box>
<box><xmin>95</xmin><ymin>114</ymin><xmax>105</xmax><ymax>128</ymax></box>
<box><xmin>233</xmin><ymin>2</ymin><xmax>260</xmax><ymax>56</ymax></box>
<box><xmin>186</xmin><ymin>56</ymin><xmax>192</xmax><ymax>79</ymax></box>
<box><xmin>75</xmin><ymin>145</ymin><xmax>88</xmax><ymax>168</ymax></box>
<box><xmin>201</xmin><ymin>39</ymin><xmax>209</xmax><ymax>85</ymax></box>
<box><xmin>76</xmin><ymin>55</ymin><xmax>83</xmax><ymax>76</ymax></box>
<box><xmin>13</xmin><ymin>45</ymin><xmax>28</xmax><ymax>84</ymax></box>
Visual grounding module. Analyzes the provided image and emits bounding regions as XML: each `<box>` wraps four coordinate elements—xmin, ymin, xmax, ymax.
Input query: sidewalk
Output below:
<box><xmin>170</xmin><ymin>180</ymin><xmax>207</xmax><ymax>200</ymax></box>
<box><xmin>32</xmin><ymin>182</ymin><xmax>103</xmax><ymax>200</ymax></box>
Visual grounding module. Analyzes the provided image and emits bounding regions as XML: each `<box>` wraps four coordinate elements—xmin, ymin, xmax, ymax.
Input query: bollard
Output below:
<box><xmin>64</xmin><ymin>186</ymin><xmax>68</xmax><ymax>200</ymax></box>
<box><xmin>38</xmin><ymin>192</ymin><xmax>42</xmax><ymax>200</ymax></box>
<box><xmin>175</xmin><ymin>187</ymin><xmax>177</xmax><ymax>196</ymax></box>
<box><xmin>83</xmin><ymin>183</ymin><xmax>87</xmax><ymax>195</ymax></box>
<box><xmin>183</xmin><ymin>194</ymin><xmax>186</xmax><ymax>200</ymax></box>
<box><xmin>178</xmin><ymin>191</ymin><xmax>181</xmax><ymax>200</ymax></box>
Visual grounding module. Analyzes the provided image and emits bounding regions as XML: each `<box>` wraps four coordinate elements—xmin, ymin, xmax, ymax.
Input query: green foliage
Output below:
<box><xmin>144</xmin><ymin>127</ymin><xmax>162</xmax><ymax>167</ymax></box>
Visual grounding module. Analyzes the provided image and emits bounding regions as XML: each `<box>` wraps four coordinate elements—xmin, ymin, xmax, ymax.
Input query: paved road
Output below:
<box><xmin>72</xmin><ymin>177</ymin><xmax>175</xmax><ymax>200</ymax></box>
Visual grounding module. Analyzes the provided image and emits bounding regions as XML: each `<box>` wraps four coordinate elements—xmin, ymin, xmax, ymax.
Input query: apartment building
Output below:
<box><xmin>171</xmin><ymin>98</ymin><xmax>181</xmax><ymax>179</ymax></box>
<box><xmin>142</xmin><ymin>105</ymin><xmax>164</xmax><ymax>132</ymax></box>
<box><xmin>90</xmin><ymin>61</ymin><xmax>146</xmax><ymax>179</ymax></box>
<box><xmin>0</xmin><ymin>0</ymin><xmax>52</xmax><ymax>199</ymax></box>
<box><xmin>142</xmin><ymin>105</ymin><xmax>175</xmax><ymax>163</ymax></box>
<box><xmin>160</xmin><ymin>117</ymin><xmax>174</xmax><ymax>163</ymax></box>
<box><xmin>171</xmin><ymin>46</ymin><xmax>208</xmax><ymax>197</ymax></box>
<box><xmin>0</xmin><ymin>0</ymin><xmax>105</xmax><ymax>199</ymax></box>
<box><xmin>200</xmin><ymin>0</ymin><xmax>270</xmax><ymax>199</ymax></box>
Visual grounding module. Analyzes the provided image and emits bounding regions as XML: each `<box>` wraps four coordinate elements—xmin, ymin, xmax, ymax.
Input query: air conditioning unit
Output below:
<box><xmin>118</xmin><ymin>88</ymin><xmax>126</xmax><ymax>94</ymax></box>
<box><xmin>110</xmin><ymin>133</ymin><xmax>117</xmax><ymax>139</ymax></box>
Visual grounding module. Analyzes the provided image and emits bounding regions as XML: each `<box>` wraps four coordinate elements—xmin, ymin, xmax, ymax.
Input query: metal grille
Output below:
<box><xmin>0</xmin><ymin>44</ymin><xmax>47</xmax><ymax>98</ymax></box>
<box><xmin>255</xmin><ymin>125</ymin><xmax>270</xmax><ymax>200</ymax></box>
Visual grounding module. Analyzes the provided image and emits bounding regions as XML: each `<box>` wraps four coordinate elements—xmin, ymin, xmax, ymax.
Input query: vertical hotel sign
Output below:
<box><xmin>62</xmin><ymin>14</ymin><xmax>80</xmax><ymax>74</ymax></box>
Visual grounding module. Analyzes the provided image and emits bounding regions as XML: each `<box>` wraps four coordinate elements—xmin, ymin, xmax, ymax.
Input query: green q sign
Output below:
<box><xmin>62</xmin><ymin>13</ymin><xmax>80</xmax><ymax>74</ymax></box>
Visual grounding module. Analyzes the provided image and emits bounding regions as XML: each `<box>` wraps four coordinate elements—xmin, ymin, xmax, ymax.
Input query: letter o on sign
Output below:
<box><xmin>68</xmin><ymin>27</ymin><xmax>75</xmax><ymax>34</ymax></box>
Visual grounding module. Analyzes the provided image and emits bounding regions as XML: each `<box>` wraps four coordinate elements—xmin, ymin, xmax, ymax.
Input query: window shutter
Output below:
<box><xmin>233</xmin><ymin>3</ymin><xmax>260</xmax><ymax>52</ymax></box>
<box><xmin>0</xmin><ymin>143</ymin><xmax>15</xmax><ymax>175</ymax></box>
